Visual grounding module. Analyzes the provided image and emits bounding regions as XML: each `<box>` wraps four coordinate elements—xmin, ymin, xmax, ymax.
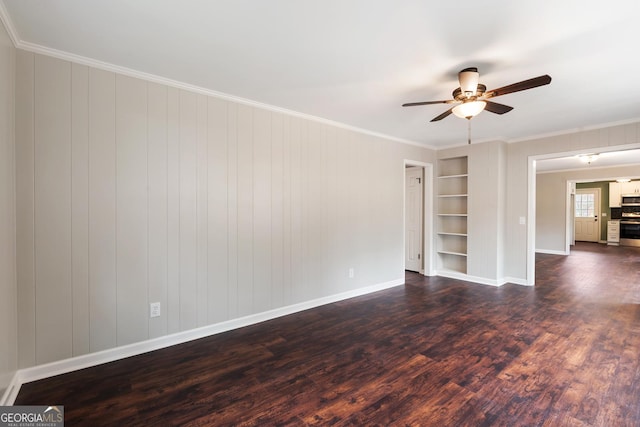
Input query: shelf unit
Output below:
<box><xmin>437</xmin><ymin>156</ymin><xmax>468</xmax><ymax>275</ymax></box>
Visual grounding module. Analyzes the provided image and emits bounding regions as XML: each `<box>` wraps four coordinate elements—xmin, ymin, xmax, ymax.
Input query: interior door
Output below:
<box><xmin>574</xmin><ymin>188</ymin><xmax>600</xmax><ymax>242</ymax></box>
<box><xmin>405</xmin><ymin>167</ymin><xmax>423</xmax><ymax>272</ymax></box>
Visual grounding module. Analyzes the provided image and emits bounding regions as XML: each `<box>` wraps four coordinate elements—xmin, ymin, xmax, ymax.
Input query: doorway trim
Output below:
<box><xmin>527</xmin><ymin>142</ymin><xmax>640</xmax><ymax>286</ymax></box>
<box><xmin>403</xmin><ymin>160</ymin><xmax>434</xmax><ymax>276</ymax></box>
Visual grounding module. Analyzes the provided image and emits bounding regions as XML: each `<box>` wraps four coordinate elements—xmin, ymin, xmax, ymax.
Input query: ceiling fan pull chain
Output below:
<box><xmin>468</xmin><ymin>119</ymin><xmax>471</xmax><ymax>145</ymax></box>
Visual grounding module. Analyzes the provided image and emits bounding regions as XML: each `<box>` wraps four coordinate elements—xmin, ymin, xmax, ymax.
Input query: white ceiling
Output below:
<box><xmin>536</xmin><ymin>149</ymin><xmax>640</xmax><ymax>174</ymax></box>
<box><xmin>2</xmin><ymin>0</ymin><xmax>640</xmax><ymax>149</ymax></box>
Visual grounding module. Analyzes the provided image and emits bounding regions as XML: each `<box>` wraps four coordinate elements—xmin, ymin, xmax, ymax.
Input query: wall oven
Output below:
<box><xmin>620</xmin><ymin>195</ymin><xmax>640</xmax><ymax>246</ymax></box>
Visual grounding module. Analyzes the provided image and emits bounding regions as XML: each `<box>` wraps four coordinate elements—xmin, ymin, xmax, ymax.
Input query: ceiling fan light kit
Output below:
<box><xmin>452</xmin><ymin>100</ymin><xmax>486</xmax><ymax>119</ymax></box>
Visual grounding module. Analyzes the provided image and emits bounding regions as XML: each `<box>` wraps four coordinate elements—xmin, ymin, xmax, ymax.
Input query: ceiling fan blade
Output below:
<box><xmin>484</xmin><ymin>75</ymin><xmax>552</xmax><ymax>98</ymax></box>
<box><xmin>430</xmin><ymin>108</ymin><xmax>453</xmax><ymax>122</ymax></box>
<box><xmin>402</xmin><ymin>100</ymin><xmax>451</xmax><ymax>107</ymax></box>
<box><xmin>484</xmin><ymin>101</ymin><xmax>514</xmax><ymax>115</ymax></box>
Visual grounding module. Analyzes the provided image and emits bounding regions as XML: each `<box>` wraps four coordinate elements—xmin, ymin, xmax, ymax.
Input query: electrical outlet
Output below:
<box><xmin>150</xmin><ymin>302</ymin><xmax>161</xmax><ymax>318</ymax></box>
<box><xmin>348</xmin><ymin>268</ymin><xmax>355</xmax><ymax>279</ymax></box>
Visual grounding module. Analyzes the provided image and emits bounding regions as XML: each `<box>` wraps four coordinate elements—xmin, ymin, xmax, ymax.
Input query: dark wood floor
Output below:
<box><xmin>16</xmin><ymin>242</ymin><xmax>640</xmax><ymax>426</ymax></box>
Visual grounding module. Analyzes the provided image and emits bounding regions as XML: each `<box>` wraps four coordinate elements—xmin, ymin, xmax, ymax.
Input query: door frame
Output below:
<box><xmin>573</xmin><ymin>187</ymin><xmax>601</xmax><ymax>243</ymax></box>
<box><xmin>528</xmin><ymin>142</ymin><xmax>640</xmax><ymax>285</ymax></box>
<box><xmin>403</xmin><ymin>160</ymin><xmax>434</xmax><ymax>276</ymax></box>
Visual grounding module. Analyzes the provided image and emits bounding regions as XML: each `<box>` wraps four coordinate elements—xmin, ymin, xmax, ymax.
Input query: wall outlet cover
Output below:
<box><xmin>150</xmin><ymin>302</ymin><xmax>161</xmax><ymax>318</ymax></box>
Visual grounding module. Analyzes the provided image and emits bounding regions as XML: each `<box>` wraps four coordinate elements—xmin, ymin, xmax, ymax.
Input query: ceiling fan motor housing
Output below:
<box><xmin>453</xmin><ymin>84</ymin><xmax>486</xmax><ymax>102</ymax></box>
<box><xmin>458</xmin><ymin>67</ymin><xmax>479</xmax><ymax>97</ymax></box>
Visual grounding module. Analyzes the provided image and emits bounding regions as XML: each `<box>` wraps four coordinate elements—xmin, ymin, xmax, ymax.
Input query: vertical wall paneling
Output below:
<box><xmin>178</xmin><ymin>90</ymin><xmax>198</xmax><ymax>330</ymax></box>
<box><xmin>289</xmin><ymin>117</ymin><xmax>302</xmax><ymax>303</ymax></box>
<box><xmin>115</xmin><ymin>75</ymin><xmax>148</xmax><ymax>346</ymax></box>
<box><xmin>306</xmin><ymin>122</ymin><xmax>321</xmax><ymax>299</ymax></box>
<box><xmin>14</xmin><ymin>51</ymin><xmax>437</xmax><ymax>370</ymax></box>
<box><xmin>319</xmin><ymin>125</ymin><xmax>329</xmax><ymax>294</ymax></box>
<box><xmin>88</xmin><ymin>68</ymin><xmax>117</xmax><ymax>352</ymax></box>
<box><xmin>71</xmin><ymin>63</ymin><xmax>90</xmax><ymax>356</ymax></box>
<box><xmin>281</xmin><ymin>115</ymin><xmax>292</xmax><ymax>306</ymax></box>
<box><xmin>166</xmin><ymin>87</ymin><xmax>181</xmax><ymax>333</ymax></box>
<box><xmin>147</xmin><ymin>82</ymin><xmax>169</xmax><ymax>339</ymax></box>
<box><xmin>324</xmin><ymin>126</ymin><xmax>339</xmax><ymax>293</ymax></box>
<box><xmin>196</xmin><ymin>95</ymin><xmax>208</xmax><ymax>326</ymax></box>
<box><xmin>253</xmin><ymin>108</ymin><xmax>272</xmax><ymax>313</ymax></box>
<box><xmin>236</xmin><ymin>105</ymin><xmax>253</xmax><ymax>316</ymax></box>
<box><xmin>207</xmin><ymin>97</ymin><xmax>228</xmax><ymax>323</ymax></box>
<box><xmin>270</xmin><ymin>113</ymin><xmax>284</xmax><ymax>308</ymax></box>
<box><xmin>16</xmin><ymin>51</ymin><xmax>35</xmax><ymax>368</ymax></box>
<box><xmin>34</xmin><ymin>55</ymin><xmax>73</xmax><ymax>364</ymax></box>
<box><xmin>226</xmin><ymin>103</ymin><xmax>239</xmax><ymax>319</ymax></box>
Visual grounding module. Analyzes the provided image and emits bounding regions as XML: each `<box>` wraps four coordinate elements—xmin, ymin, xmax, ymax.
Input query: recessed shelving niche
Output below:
<box><xmin>437</xmin><ymin>156</ymin><xmax>468</xmax><ymax>275</ymax></box>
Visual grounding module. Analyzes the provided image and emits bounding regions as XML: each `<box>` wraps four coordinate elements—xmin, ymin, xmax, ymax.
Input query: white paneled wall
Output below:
<box><xmin>15</xmin><ymin>51</ymin><xmax>433</xmax><ymax>367</ymax></box>
<box><xmin>0</xmin><ymin>19</ymin><xmax>16</xmax><ymax>394</ymax></box>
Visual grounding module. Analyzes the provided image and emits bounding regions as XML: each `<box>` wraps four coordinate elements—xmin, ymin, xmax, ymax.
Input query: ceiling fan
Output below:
<box><xmin>402</xmin><ymin>67</ymin><xmax>552</xmax><ymax>122</ymax></box>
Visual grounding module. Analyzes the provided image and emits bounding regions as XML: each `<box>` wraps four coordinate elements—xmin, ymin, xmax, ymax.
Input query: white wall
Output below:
<box><xmin>0</xmin><ymin>19</ymin><xmax>17</xmax><ymax>396</ymax></box>
<box><xmin>536</xmin><ymin>165</ymin><xmax>640</xmax><ymax>253</ymax></box>
<box><xmin>14</xmin><ymin>51</ymin><xmax>434</xmax><ymax>367</ymax></box>
<box><xmin>506</xmin><ymin>123</ymin><xmax>640</xmax><ymax>281</ymax></box>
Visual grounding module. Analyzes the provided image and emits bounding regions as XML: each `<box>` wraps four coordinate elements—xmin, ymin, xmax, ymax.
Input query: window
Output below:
<box><xmin>575</xmin><ymin>193</ymin><xmax>595</xmax><ymax>217</ymax></box>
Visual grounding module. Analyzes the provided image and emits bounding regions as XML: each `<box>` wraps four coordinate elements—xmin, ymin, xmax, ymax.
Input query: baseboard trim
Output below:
<box><xmin>4</xmin><ymin>277</ymin><xmax>404</xmax><ymax>405</ymax></box>
<box><xmin>436</xmin><ymin>270</ymin><xmax>504</xmax><ymax>287</ymax></box>
<box><xmin>503</xmin><ymin>276</ymin><xmax>532</xmax><ymax>286</ymax></box>
<box><xmin>535</xmin><ymin>249</ymin><xmax>569</xmax><ymax>255</ymax></box>
<box><xmin>0</xmin><ymin>372</ymin><xmax>20</xmax><ymax>406</ymax></box>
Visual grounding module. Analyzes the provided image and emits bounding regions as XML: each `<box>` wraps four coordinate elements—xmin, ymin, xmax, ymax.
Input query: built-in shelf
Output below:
<box><xmin>438</xmin><ymin>174</ymin><xmax>468</xmax><ymax>179</ymax></box>
<box><xmin>437</xmin><ymin>250</ymin><xmax>468</xmax><ymax>257</ymax></box>
<box><xmin>437</xmin><ymin>156</ymin><xmax>468</xmax><ymax>275</ymax></box>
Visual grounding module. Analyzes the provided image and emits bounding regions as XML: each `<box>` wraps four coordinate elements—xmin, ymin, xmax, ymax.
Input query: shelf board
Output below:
<box><xmin>437</xmin><ymin>213</ymin><xmax>468</xmax><ymax>217</ymax></box>
<box><xmin>437</xmin><ymin>232</ymin><xmax>468</xmax><ymax>237</ymax></box>
<box><xmin>438</xmin><ymin>174</ymin><xmax>468</xmax><ymax>179</ymax></box>
<box><xmin>438</xmin><ymin>194</ymin><xmax>468</xmax><ymax>198</ymax></box>
<box><xmin>438</xmin><ymin>250</ymin><xmax>468</xmax><ymax>257</ymax></box>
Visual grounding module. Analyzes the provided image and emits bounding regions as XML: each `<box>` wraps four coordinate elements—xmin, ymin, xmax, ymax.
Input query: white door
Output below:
<box><xmin>574</xmin><ymin>188</ymin><xmax>600</xmax><ymax>242</ymax></box>
<box><xmin>405</xmin><ymin>167</ymin><xmax>423</xmax><ymax>272</ymax></box>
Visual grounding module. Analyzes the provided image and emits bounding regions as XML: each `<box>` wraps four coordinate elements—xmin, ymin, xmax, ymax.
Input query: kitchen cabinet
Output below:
<box><xmin>610</xmin><ymin>181</ymin><xmax>640</xmax><ymax>207</ymax></box>
<box><xmin>607</xmin><ymin>220</ymin><xmax>620</xmax><ymax>245</ymax></box>
<box><xmin>610</xmin><ymin>182</ymin><xmax>622</xmax><ymax>207</ymax></box>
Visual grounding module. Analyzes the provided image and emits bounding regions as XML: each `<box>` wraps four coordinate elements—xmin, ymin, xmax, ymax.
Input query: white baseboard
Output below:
<box><xmin>535</xmin><ymin>248</ymin><xmax>569</xmax><ymax>255</ymax></box>
<box><xmin>0</xmin><ymin>372</ymin><xmax>20</xmax><ymax>406</ymax></box>
<box><xmin>3</xmin><ymin>277</ymin><xmax>405</xmax><ymax>405</ymax></box>
<box><xmin>436</xmin><ymin>270</ymin><xmax>506</xmax><ymax>287</ymax></box>
<box><xmin>502</xmin><ymin>276</ymin><xmax>532</xmax><ymax>286</ymax></box>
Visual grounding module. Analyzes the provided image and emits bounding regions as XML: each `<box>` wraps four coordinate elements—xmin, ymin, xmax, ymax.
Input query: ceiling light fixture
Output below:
<box><xmin>616</xmin><ymin>178</ymin><xmax>631</xmax><ymax>183</ymax></box>
<box><xmin>452</xmin><ymin>101</ymin><xmax>487</xmax><ymax>119</ymax></box>
<box><xmin>577</xmin><ymin>153</ymin><xmax>599</xmax><ymax>164</ymax></box>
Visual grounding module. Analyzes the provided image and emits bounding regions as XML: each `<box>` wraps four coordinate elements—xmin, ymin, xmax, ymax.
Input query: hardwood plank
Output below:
<box><xmin>16</xmin><ymin>242</ymin><xmax>640</xmax><ymax>426</ymax></box>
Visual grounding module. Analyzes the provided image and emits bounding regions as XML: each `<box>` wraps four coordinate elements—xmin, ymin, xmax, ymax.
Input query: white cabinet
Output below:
<box><xmin>609</xmin><ymin>182</ymin><xmax>622</xmax><ymax>207</ymax></box>
<box><xmin>437</xmin><ymin>156</ymin><xmax>468</xmax><ymax>275</ymax></box>
<box><xmin>610</xmin><ymin>181</ymin><xmax>640</xmax><ymax>207</ymax></box>
<box><xmin>622</xmin><ymin>181</ymin><xmax>640</xmax><ymax>195</ymax></box>
<box><xmin>607</xmin><ymin>220</ymin><xmax>620</xmax><ymax>245</ymax></box>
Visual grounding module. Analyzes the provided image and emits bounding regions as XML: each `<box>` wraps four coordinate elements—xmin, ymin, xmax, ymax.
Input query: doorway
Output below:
<box><xmin>403</xmin><ymin>160</ymin><xmax>434</xmax><ymax>276</ymax></box>
<box><xmin>405</xmin><ymin>166</ymin><xmax>423</xmax><ymax>272</ymax></box>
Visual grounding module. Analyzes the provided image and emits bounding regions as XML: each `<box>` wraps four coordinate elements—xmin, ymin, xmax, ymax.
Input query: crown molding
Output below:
<box><xmin>0</xmin><ymin>3</ymin><xmax>432</xmax><ymax>150</ymax></box>
<box><xmin>507</xmin><ymin>117</ymin><xmax>640</xmax><ymax>144</ymax></box>
<box><xmin>0</xmin><ymin>0</ymin><xmax>19</xmax><ymax>46</ymax></box>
